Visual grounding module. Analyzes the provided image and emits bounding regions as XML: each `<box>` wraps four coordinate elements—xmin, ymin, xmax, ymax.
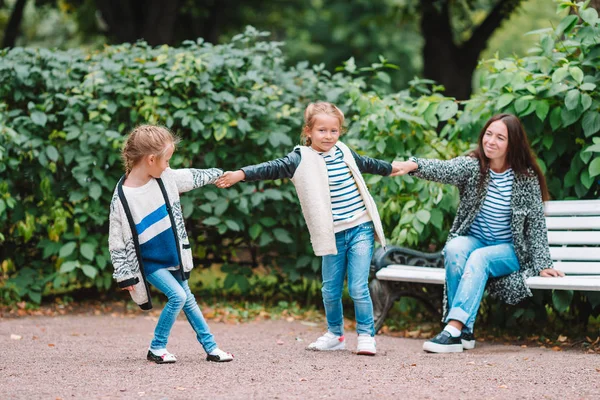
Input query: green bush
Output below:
<box><xmin>453</xmin><ymin>0</ymin><xmax>600</xmax><ymax>200</ymax></box>
<box><xmin>0</xmin><ymin>27</ymin><xmax>466</xmax><ymax>304</ymax></box>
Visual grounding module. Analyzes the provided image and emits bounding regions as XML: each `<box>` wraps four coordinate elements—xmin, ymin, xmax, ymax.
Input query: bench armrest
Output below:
<box><xmin>372</xmin><ymin>246</ymin><xmax>444</xmax><ymax>273</ymax></box>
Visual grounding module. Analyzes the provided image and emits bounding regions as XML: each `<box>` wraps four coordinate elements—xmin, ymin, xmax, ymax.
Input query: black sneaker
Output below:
<box><xmin>422</xmin><ymin>330</ymin><xmax>463</xmax><ymax>353</ymax></box>
<box><xmin>461</xmin><ymin>330</ymin><xmax>475</xmax><ymax>350</ymax></box>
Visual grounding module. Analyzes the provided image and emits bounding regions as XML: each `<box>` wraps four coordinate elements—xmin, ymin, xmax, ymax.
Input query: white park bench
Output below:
<box><xmin>369</xmin><ymin>199</ymin><xmax>600</xmax><ymax>332</ymax></box>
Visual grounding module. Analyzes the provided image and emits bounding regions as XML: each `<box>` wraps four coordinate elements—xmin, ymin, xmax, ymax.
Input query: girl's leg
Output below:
<box><xmin>321</xmin><ymin>232</ymin><xmax>348</xmax><ymax>336</ymax></box>
<box><xmin>346</xmin><ymin>222</ymin><xmax>375</xmax><ymax>336</ymax></box>
<box><xmin>176</xmin><ymin>276</ymin><xmax>218</xmax><ymax>354</ymax></box>
<box><xmin>443</xmin><ymin>236</ymin><xmax>484</xmax><ymax>312</ymax></box>
<box><xmin>445</xmin><ymin>243</ymin><xmax>520</xmax><ymax>332</ymax></box>
<box><xmin>146</xmin><ymin>268</ymin><xmax>187</xmax><ymax>351</ymax></box>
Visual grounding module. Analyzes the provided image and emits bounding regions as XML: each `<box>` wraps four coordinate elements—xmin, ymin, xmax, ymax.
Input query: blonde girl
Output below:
<box><xmin>216</xmin><ymin>102</ymin><xmax>400</xmax><ymax>355</ymax></box>
<box><xmin>108</xmin><ymin>125</ymin><xmax>233</xmax><ymax>363</ymax></box>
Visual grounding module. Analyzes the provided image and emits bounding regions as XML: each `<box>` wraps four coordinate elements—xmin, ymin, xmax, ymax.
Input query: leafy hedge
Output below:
<box><xmin>1</xmin><ymin>0</ymin><xmax>598</xmax><ymax>325</ymax></box>
<box><xmin>0</xmin><ymin>27</ymin><xmax>463</xmax><ymax>303</ymax></box>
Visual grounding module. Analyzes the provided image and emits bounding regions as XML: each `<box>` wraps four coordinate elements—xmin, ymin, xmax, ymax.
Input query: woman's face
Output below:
<box><xmin>306</xmin><ymin>113</ymin><xmax>340</xmax><ymax>153</ymax></box>
<box><xmin>482</xmin><ymin>120</ymin><xmax>509</xmax><ymax>165</ymax></box>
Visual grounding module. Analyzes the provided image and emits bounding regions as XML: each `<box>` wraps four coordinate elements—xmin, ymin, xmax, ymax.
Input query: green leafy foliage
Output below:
<box><xmin>0</xmin><ymin>26</ymin><xmax>465</xmax><ymax>304</ymax></box>
<box><xmin>454</xmin><ymin>0</ymin><xmax>600</xmax><ymax>200</ymax></box>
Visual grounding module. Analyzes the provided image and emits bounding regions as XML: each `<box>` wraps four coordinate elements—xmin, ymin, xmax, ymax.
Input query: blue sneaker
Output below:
<box><xmin>423</xmin><ymin>330</ymin><xmax>463</xmax><ymax>353</ymax></box>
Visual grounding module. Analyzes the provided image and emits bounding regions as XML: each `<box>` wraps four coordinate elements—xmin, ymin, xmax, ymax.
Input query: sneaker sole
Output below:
<box><xmin>206</xmin><ymin>354</ymin><xmax>234</xmax><ymax>362</ymax></box>
<box><xmin>356</xmin><ymin>350</ymin><xmax>376</xmax><ymax>356</ymax></box>
<box><xmin>306</xmin><ymin>342</ymin><xmax>345</xmax><ymax>351</ymax></box>
<box><xmin>422</xmin><ymin>342</ymin><xmax>463</xmax><ymax>353</ymax></box>
<box><xmin>461</xmin><ymin>339</ymin><xmax>476</xmax><ymax>350</ymax></box>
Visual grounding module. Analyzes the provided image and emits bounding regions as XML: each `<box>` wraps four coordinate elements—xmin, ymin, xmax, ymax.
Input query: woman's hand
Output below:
<box><xmin>122</xmin><ymin>285</ymin><xmax>135</xmax><ymax>291</ymax></box>
<box><xmin>216</xmin><ymin>170</ymin><xmax>245</xmax><ymax>188</ymax></box>
<box><xmin>389</xmin><ymin>161</ymin><xmax>418</xmax><ymax>177</ymax></box>
<box><xmin>540</xmin><ymin>268</ymin><xmax>565</xmax><ymax>277</ymax></box>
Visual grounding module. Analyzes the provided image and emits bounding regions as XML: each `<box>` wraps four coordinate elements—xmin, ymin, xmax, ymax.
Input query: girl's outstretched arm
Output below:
<box><xmin>164</xmin><ymin>167</ymin><xmax>223</xmax><ymax>193</ymax></box>
<box><xmin>216</xmin><ymin>149</ymin><xmax>301</xmax><ymax>188</ymax></box>
<box><xmin>350</xmin><ymin>149</ymin><xmax>393</xmax><ymax>176</ymax></box>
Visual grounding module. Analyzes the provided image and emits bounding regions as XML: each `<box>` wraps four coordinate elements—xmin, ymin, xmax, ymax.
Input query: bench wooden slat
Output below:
<box><xmin>376</xmin><ymin>266</ymin><xmax>445</xmax><ymax>284</ymax></box>
<box><xmin>547</xmin><ymin>231</ymin><xmax>600</xmax><ymax>245</ymax></box>
<box><xmin>376</xmin><ymin>265</ymin><xmax>600</xmax><ymax>291</ymax></box>
<box><xmin>546</xmin><ymin>216</ymin><xmax>600</xmax><ymax>230</ymax></box>
<box><xmin>526</xmin><ymin>276</ymin><xmax>600</xmax><ymax>291</ymax></box>
<box><xmin>552</xmin><ymin>262</ymin><xmax>600</xmax><ymax>275</ymax></box>
<box><xmin>545</xmin><ymin>200</ymin><xmax>600</xmax><ymax>216</ymax></box>
<box><xmin>550</xmin><ymin>246</ymin><xmax>600</xmax><ymax>261</ymax></box>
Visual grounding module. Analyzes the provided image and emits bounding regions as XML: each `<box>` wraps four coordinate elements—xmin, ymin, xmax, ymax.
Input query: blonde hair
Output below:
<box><xmin>121</xmin><ymin>125</ymin><xmax>179</xmax><ymax>174</ymax></box>
<box><xmin>301</xmin><ymin>102</ymin><xmax>345</xmax><ymax>146</ymax></box>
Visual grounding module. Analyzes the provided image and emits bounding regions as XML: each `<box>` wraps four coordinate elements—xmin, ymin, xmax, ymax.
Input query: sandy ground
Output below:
<box><xmin>1</xmin><ymin>313</ymin><xmax>599</xmax><ymax>400</ymax></box>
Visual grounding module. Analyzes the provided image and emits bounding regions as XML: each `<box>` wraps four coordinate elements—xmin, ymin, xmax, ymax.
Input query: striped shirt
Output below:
<box><xmin>122</xmin><ymin>179</ymin><xmax>179</xmax><ymax>275</ymax></box>
<box><xmin>469</xmin><ymin>169</ymin><xmax>514</xmax><ymax>244</ymax></box>
<box><xmin>320</xmin><ymin>146</ymin><xmax>368</xmax><ymax>228</ymax></box>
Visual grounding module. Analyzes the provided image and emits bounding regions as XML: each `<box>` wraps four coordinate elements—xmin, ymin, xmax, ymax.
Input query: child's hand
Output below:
<box><xmin>390</xmin><ymin>160</ymin><xmax>418</xmax><ymax>177</ymax></box>
<box><xmin>216</xmin><ymin>170</ymin><xmax>245</xmax><ymax>188</ymax></box>
<box><xmin>122</xmin><ymin>285</ymin><xmax>134</xmax><ymax>291</ymax></box>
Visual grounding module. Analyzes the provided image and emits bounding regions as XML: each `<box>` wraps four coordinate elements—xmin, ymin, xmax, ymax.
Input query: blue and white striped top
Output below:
<box><xmin>469</xmin><ymin>168</ymin><xmax>514</xmax><ymax>244</ymax></box>
<box><xmin>122</xmin><ymin>180</ymin><xmax>179</xmax><ymax>275</ymax></box>
<box><xmin>320</xmin><ymin>146</ymin><xmax>368</xmax><ymax>226</ymax></box>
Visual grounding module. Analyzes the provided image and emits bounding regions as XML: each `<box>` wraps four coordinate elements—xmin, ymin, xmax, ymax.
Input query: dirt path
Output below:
<box><xmin>1</xmin><ymin>313</ymin><xmax>599</xmax><ymax>399</ymax></box>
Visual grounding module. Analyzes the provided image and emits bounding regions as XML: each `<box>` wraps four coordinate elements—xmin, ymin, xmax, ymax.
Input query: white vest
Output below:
<box><xmin>290</xmin><ymin>141</ymin><xmax>387</xmax><ymax>256</ymax></box>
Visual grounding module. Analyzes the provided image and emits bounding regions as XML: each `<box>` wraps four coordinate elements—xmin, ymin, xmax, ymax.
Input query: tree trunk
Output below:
<box><xmin>2</xmin><ymin>0</ymin><xmax>27</xmax><ymax>48</ymax></box>
<box><xmin>420</xmin><ymin>0</ymin><xmax>523</xmax><ymax>100</ymax></box>
<box><xmin>95</xmin><ymin>0</ymin><xmax>181</xmax><ymax>46</ymax></box>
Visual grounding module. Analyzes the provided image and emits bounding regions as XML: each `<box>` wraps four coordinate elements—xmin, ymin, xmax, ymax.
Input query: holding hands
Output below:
<box><xmin>390</xmin><ymin>160</ymin><xmax>418</xmax><ymax>177</ymax></box>
<box><xmin>216</xmin><ymin>170</ymin><xmax>245</xmax><ymax>188</ymax></box>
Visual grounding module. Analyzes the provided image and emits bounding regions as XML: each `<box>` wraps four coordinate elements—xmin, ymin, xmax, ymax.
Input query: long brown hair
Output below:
<box><xmin>471</xmin><ymin>114</ymin><xmax>549</xmax><ymax>201</ymax></box>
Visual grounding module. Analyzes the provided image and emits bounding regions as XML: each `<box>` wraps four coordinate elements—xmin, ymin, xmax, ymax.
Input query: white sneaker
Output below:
<box><xmin>147</xmin><ymin>348</ymin><xmax>177</xmax><ymax>364</ymax></box>
<box><xmin>307</xmin><ymin>332</ymin><xmax>345</xmax><ymax>351</ymax></box>
<box><xmin>206</xmin><ymin>348</ymin><xmax>234</xmax><ymax>362</ymax></box>
<box><xmin>356</xmin><ymin>334</ymin><xmax>376</xmax><ymax>356</ymax></box>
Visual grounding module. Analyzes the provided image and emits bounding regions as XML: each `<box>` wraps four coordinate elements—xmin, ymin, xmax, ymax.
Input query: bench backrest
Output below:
<box><xmin>544</xmin><ymin>200</ymin><xmax>600</xmax><ymax>275</ymax></box>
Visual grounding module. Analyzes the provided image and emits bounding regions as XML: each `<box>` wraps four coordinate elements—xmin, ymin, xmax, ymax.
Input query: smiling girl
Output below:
<box><xmin>390</xmin><ymin>114</ymin><xmax>564</xmax><ymax>353</ymax></box>
<box><xmin>216</xmin><ymin>102</ymin><xmax>400</xmax><ymax>355</ymax></box>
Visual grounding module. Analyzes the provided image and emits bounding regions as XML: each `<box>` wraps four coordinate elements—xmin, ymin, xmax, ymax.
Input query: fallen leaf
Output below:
<box><xmin>466</xmin><ymin>361</ymin><xmax>475</xmax><ymax>365</ymax></box>
<box><xmin>498</xmin><ymin>385</ymin><xmax>508</xmax><ymax>389</ymax></box>
<box><xmin>277</xmin><ymin>339</ymin><xmax>284</xmax><ymax>345</ymax></box>
<box><xmin>523</xmin><ymin>357</ymin><xmax>529</xmax><ymax>361</ymax></box>
<box><xmin>521</xmin><ymin>345</ymin><xmax>527</xmax><ymax>348</ymax></box>
<box><xmin>176</xmin><ymin>387</ymin><xmax>185</xmax><ymax>391</ymax></box>
<box><xmin>410</xmin><ymin>363</ymin><xmax>417</xmax><ymax>367</ymax></box>
<box><xmin>551</xmin><ymin>346</ymin><xmax>562</xmax><ymax>352</ymax></box>
<box><xmin>120</xmin><ymin>389</ymin><xmax>126</xmax><ymax>392</ymax></box>
<box><xmin>300</xmin><ymin>321</ymin><xmax>318</xmax><ymax>327</ymax></box>
<box><xmin>596</xmin><ymin>368</ymin><xmax>600</xmax><ymax>373</ymax></box>
<box><xmin>32</xmin><ymin>336</ymin><xmax>38</xmax><ymax>340</ymax></box>
<box><xmin>299</xmin><ymin>378</ymin><xmax>307</xmax><ymax>382</ymax></box>
<box><xmin>286</xmin><ymin>317</ymin><xmax>294</xmax><ymax>322</ymax></box>
<box><xmin>10</xmin><ymin>334</ymin><xmax>22</xmax><ymax>340</ymax></box>
<box><xmin>48</xmin><ymin>343</ymin><xmax>55</xmax><ymax>347</ymax></box>
<box><xmin>557</xmin><ymin>335</ymin><xmax>568</xmax><ymax>343</ymax></box>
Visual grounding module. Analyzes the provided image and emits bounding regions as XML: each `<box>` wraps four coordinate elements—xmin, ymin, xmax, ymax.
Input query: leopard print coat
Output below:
<box><xmin>410</xmin><ymin>156</ymin><xmax>553</xmax><ymax>316</ymax></box>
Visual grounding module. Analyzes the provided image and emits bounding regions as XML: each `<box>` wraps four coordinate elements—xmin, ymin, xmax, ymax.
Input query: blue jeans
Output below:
<box><xmin>443</xmin><ymin>235</ymin><xmax>520</xmax><ymax>332</ymax></box>
<box><xmin>146</xmin><ymin>268</ymin><xmax>217</xmax><ymax>354</ymax></box>
<box><xmin>321</xmin><ymin>222</ymin><xmax>375</xmax><ymax>337</ymax></box>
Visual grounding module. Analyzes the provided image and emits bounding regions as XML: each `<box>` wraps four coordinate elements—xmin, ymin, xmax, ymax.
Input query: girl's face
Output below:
<box><xmin>482</xmin><ymin>120</ymin><xmax>509</xmax><ymax>165</ymax></box>
<box><xmin>306</xmin><ymin>113</ymin><xmax>341</xmax><ymax>153</ymax></box>
<box><xmin>148</xmin><ymin>143</ymin><xmax>174</xmax><ymax>178</ymax></box>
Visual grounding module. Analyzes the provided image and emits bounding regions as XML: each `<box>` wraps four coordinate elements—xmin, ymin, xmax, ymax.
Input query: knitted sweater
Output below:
<box><xmin>410</xmin><ymin>156</ymin><xmax>553</xmax><ymax>314</ymax></box>
<box><xmin>108</xmin><ymin>167</ymin><xmax>222</xmax><ymax>309</ymax></box>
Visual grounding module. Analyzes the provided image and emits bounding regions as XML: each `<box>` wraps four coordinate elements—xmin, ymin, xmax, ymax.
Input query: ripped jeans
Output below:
<box><xmin>321</xmin><ymin>222</ymin><xmax>375</xmax><ymax>337</ymax></box>
<box><xmin>443</xmin><ymin>235</ymin><xmax>520</xmax><ymax>332</ymax></box>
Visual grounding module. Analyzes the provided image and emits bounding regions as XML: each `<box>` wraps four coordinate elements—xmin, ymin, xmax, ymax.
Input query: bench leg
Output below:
<box><xmin>370</xmin><ymin>278</ymin><xmax>398</xmax><ymax>333</ymax></box>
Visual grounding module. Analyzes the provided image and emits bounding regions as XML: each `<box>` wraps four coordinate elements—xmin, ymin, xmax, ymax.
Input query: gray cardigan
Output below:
<box><xmin>410</xmin><ymin>156</ymin><xmax>553</xmax><ymax>313</ymax></box>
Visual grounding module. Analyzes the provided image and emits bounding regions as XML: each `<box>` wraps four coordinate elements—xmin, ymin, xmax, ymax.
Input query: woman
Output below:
<box><xmin>391</xmin><ymin>114</ymin><xmax>564</xmax><ymax>353</ymax></box>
